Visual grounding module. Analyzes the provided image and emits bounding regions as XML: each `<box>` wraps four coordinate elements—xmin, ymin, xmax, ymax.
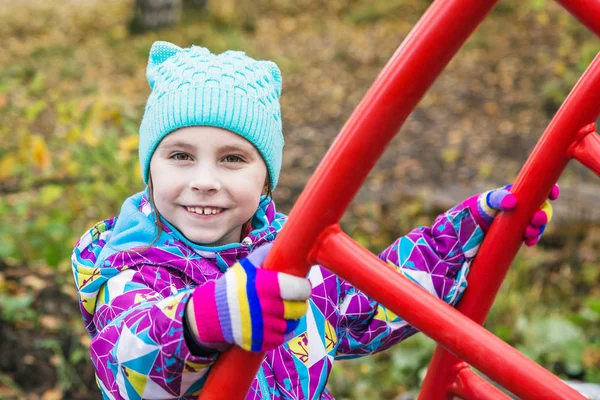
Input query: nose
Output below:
<box><xmin>188</xmin><ymin>166</ymin><xmax>222</xmax><ymax>193</ymax></box>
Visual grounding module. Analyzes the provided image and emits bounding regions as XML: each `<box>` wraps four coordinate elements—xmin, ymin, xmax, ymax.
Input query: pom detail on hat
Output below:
<box><xmin>146</xmin><ymin>41</ymin><xmax>182</xmax><ymax>89</ymax></box>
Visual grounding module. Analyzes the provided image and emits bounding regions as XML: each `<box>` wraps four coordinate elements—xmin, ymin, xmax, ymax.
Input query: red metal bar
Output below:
<box><xmin>310</xmin><ymin>226</ymin><xmax>585</xmax><ymax>400</ymax></box>
<box><xmin>556</xmin><ymin>0</ymin><xmax>600</xmax><ymax>38</ymax></box>
<box><xmin>449</xmin><ymin>363</ymin><xmax>511</xmax><ymax>400</ymax></box>
<box><xmin>569</xmin><ymin>123</ymin><xmax>600</xmax><ymax>176</ymax></box>
<box><xmin>419</xmin><ymin>52</ymin><xmax>600</xmax><ymax>399</ymax></box>
<box><xmin>263</xmin><ymin>0</ymin><xmax>502</xmax><ymax>276</ymax></box>
<box><xmin>200</xmin><ymin>0</ymin><xmax>600</xmax><ymax>397</ymax></box>
<box><xmin>199</xmin><ymin>0</ymin><xmax>500</xmax><ymax>398</ymax></box>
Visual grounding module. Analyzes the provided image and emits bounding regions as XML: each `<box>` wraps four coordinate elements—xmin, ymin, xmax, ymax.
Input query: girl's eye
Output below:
<box><xmin>171</xmin><ymin>153</ymin><xmax>192</xmax><ymax>161</ymax></box>
<box><xmin>223</xmin><ymin>155</ymin><xmax>244</xmax><ymax>163</ymax></box>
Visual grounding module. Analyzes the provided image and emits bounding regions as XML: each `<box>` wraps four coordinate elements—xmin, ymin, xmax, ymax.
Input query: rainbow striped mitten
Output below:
<box><xmin>190</xmin><ymin>243</ymin><xmax>311</xmax><ymax>352</ymax></box>
<box><xmin>461</xmin><ymin>184</ymin><xmax>560</xmax><ymax>246</ymax></box>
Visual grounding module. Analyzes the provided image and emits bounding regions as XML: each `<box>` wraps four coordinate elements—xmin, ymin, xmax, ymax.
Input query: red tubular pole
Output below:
<box><xmin>449</xmin><ymin>363</ymin><xmax>511</xmax><ymax>400</ymax></box>
<box><xmin>262</xmin><ymin>0</ymin><xmax>502</xmax><ymax>277</ymax></box>
<box><xmin>200</xmin><ymin>0</ymin><xmax>600</xmax><ymax>397</ymax></box>
<box><xmin>311</xmin><ymin>226</ymin><xmax>586</xmax><ymax>400</ymax></box>
<box><xmin>419</xmin><ymin>52</ymin><xmax>600</xmax><ymax>399</ymax></box>
<box><xmin>556</xmin><ymin>0</ymin><xmax>600</xmax><ymax>37</ymax></box>
<box><xmin>199</xmin><ymin>0</ymin><xmax>500</xmax><ymax>398</ymax></box>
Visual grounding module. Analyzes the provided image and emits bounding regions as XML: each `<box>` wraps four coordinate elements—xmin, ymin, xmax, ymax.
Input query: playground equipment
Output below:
<box><xmin>200</xmin><ymin>0</ymin><xmax>600</xmax><ymax>398</ymax></box>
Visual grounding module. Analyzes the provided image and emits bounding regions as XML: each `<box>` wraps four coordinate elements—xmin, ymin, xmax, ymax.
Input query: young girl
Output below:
<box><xmin>72</xmin><ymin>41</ymin><xmax>558</xmax><ymax>400</ymax></box>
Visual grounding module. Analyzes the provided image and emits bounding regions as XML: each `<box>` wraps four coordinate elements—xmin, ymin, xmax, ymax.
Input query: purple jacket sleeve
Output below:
<box><xmin>335</xmin><ymin>206</ymin><xmax>483</xmax><ymax>358</ymax></box>
<box><xmin>90</xmin><ymin>264</ymin><xmax>218</xmax><ymax>399</ymax></box>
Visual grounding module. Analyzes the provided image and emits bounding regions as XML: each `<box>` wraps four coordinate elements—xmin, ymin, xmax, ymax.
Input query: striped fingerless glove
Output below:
<box><xmin>462</xmin><ymin>185</ymin><xmax>518</xmax><ymax>232</ymax></box>
<box><xmin>460</xmin><ymin>184</ymin><xmax>559</xmax><ymax>245</ymax></box>
<box><xmin>189</xmin><ymin>244</ymin><xmax>311</xmax><ymax>352</ymax></box>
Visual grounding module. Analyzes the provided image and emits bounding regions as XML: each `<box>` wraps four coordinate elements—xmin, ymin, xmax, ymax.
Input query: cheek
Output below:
<box><xmin>154</xmin><ymin>181</ymin><xmax>180</xmax><ymax>209</ymax></box>
<box><xmin>229</xmin><ymin>168</ymin><xmax>266</xmax><ymax>202</ymax></box>
<box><xmin>235</xmin><ymin>175</ymin><xmax>263</xmax><ymax>196</ymax></box>
<box><xmin>152</xmin><ymin>186</ymin><xmax>170</xmax><ymax>214</ymax></box>
<box><xmin>245</xmin><ymin>168</ymin><xmax>267</xmax><ymax>196</ymax></box>
<box><xmin>149</xmin><ymin>162</ymin><xmax>179</xmax><ymax>212</ymax></box>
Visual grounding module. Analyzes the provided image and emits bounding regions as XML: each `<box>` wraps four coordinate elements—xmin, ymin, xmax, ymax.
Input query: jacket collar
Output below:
<box><xmin>96</xmin><ymin>188</ymin><xmax>286</xmax><ymax>272</ymax></box>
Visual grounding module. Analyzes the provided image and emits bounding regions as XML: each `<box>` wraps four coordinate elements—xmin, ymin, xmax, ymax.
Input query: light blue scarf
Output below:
<box><xmin>95</xmin><ymin>188</ymin><xmax>277</xmax><ymax>269</ymax></box>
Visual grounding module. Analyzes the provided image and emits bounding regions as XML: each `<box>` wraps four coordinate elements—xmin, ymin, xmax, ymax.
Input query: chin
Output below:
<box><xmin>187</xmin><ymin>235</ymin><xmax>222</xmax><ymax>246</ymax></box>
<box><xmin>186</xmin><ymin>230</ymin><xmax>232</xmax><ymax>246</ymax></box>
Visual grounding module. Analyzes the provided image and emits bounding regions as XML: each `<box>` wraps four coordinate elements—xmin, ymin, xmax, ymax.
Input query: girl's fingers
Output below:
<box><xmin>549</xmin><ymin>184</ymin><xmax>560</xmax><ymax>201</ymax></box>
<box><xmin>531</xmin><ymin>210</ymin><xmax>547</xmax><ymax>226</ymax></box>
<box><xmin>486</xmin><ymin>189</ymin><xmax>516</xmax><ymax>211</ymax></box>
<box><xmin>251</xmin><ymin>317</ymin><xmax>286</xmax><ymax>352</ymax></box>
<box><xmin>285</xmin><ymin>319</ymin><xmax>300</xmax><ymax>334</ymax></box>
<box><xmin>499</xmin><ymin>192</ymin><xmax>517</xmax><ymax>211</ymax></box>
<box><xmin>539</xmin><ymin>224</ymin><xmax>546</xmax><ymax>236</ymax></box>
<box><xmin>255</xmin><ymin>269</ymin><xmax>285</xmax><ymax>317</ymax></box>
<box><xmin>283</xmin><ymin>300</ymin><xmax>308</xmax><ymax>320</ymax></box>
<box><xmin>261</xmin><ymin>336</ymin><xmax>286</xmax><ymax>351</ymax></box>
<box><xmin>525</xmin><ymin>226</ymin><xmax>541</xmax><ymax>240</ymax></box>
<box><xmin>524</xmin><ymin>226</ymin><xmax>545</xmax><ymax>246</ymax></box>
<box><xmin>531</xmin><ymin>200</ymin><xmax>553</xmax><ymax>226</ymax></box>
<box><xmin>262</xmin><ymin>316</ymin><xmax>287</xmax><ymax>334</ymax></box>
<box><xmin>524</xmin><ymin>236</ymin><xmax>540</xmax><ymax>247</ymax></box>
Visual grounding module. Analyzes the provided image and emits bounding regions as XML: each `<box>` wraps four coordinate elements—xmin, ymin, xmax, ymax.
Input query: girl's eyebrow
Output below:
<box><xmin>159</xmin><ymin>140</ymin><xmax>256</xmax><ymax>156</ymax></box>
<box><xmin>218</xmin><ymin>144</ymin><xmax>255</xmax><ymax>155</ymax></box>
<box><xmin>159</xmin><ymin>141</ymin><xmax>196</xmax><ymax>153</ymax></box>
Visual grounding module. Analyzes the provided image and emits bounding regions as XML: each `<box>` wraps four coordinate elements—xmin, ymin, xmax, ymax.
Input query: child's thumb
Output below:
<box><xmin>487</xmin><ymin>189</ymin><xmax>517</xmax><ymax>211</ymax></box>
<box><xmin>279</xmin><ymin>274</ymin><xmax>312</xmax><ymax>301</ymax></box>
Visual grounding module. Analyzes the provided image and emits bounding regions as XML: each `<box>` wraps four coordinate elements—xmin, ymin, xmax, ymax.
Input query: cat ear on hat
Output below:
<box><xmin>146</xmin><ymin>41</ymin><xmax>182</xmax><ymax>89</ymax></box>
<box><xmin>261</xmin><ymin>61</ymin><xmax>282</xmax><ymax>98</ymax></box>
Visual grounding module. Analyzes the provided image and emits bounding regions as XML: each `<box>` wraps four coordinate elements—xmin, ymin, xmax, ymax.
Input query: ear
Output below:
<box><xmin>261</xmin><ymin>61</ymin><xmax>282</xmax><ymax>98</ymax></box>
<box><xmin>146</xmin><ymin>41</ymin><xmax>182</xmax><ymax>89</ymax></box>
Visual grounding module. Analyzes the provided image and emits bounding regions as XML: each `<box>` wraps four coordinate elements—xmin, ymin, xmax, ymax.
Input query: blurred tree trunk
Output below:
<box><xmin>130</xmin><ymin>0</ymin><xmax>183</xmax><ymax>33</ymax></box>
<box><xmin>184</xmin><ymin>0</ymin><xmax>208</xmax><ymax>7</ymax></box>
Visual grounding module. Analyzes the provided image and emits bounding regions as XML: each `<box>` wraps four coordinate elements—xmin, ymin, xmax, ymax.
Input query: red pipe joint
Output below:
<box><xmin>449</xmin><ymin>362</ymin><xmax>511</xmax><ymax>400</ymax></box>
<box><xmin>568</xmin><ymin>123</ymin><xmax>600</xmax><ymax>177</ymax></box>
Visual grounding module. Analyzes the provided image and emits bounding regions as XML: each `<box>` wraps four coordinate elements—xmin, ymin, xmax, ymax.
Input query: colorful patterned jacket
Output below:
<box><xmin>72</xmin><ymin>190</ymin><xmax>483</xmax><ymax>399</ymax></box>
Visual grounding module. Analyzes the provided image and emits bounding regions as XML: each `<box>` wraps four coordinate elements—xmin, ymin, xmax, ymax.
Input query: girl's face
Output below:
<box><xmin>149</xmin><ymin>126</ymin><xmax>268</xmax><ymax>246</ymax></box>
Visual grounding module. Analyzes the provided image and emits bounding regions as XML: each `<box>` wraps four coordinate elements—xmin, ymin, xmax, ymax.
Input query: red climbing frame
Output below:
<box><xmin>199</xmin><ymin>0</ymin><xmax>600</xmax><ymax>398</ymax></box>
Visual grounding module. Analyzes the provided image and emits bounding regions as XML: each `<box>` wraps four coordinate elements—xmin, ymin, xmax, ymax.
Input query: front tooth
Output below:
<box><xmin>203</xmin><ymin>208</ymin><xmax>211</xmax><ymax>215</ymax></box>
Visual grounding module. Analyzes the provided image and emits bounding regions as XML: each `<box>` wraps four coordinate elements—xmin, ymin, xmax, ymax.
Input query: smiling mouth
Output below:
<box><xmin>184</xmin><ymin>206</ymin><xmax>225</xmax><ymax>216</ymax></box>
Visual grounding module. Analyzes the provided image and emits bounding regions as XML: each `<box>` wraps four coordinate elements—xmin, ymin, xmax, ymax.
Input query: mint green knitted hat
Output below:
<box><xmin>139</xmin><ymin>41</ymin><xmax>284</xmax><ymax>189</ymax></box>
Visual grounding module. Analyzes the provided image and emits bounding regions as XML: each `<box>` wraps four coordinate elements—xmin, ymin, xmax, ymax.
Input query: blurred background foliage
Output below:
<box><xmin>0</xmin><ymin>0</ymin><xmax>598</xmax><ymax>398</ymax></box>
